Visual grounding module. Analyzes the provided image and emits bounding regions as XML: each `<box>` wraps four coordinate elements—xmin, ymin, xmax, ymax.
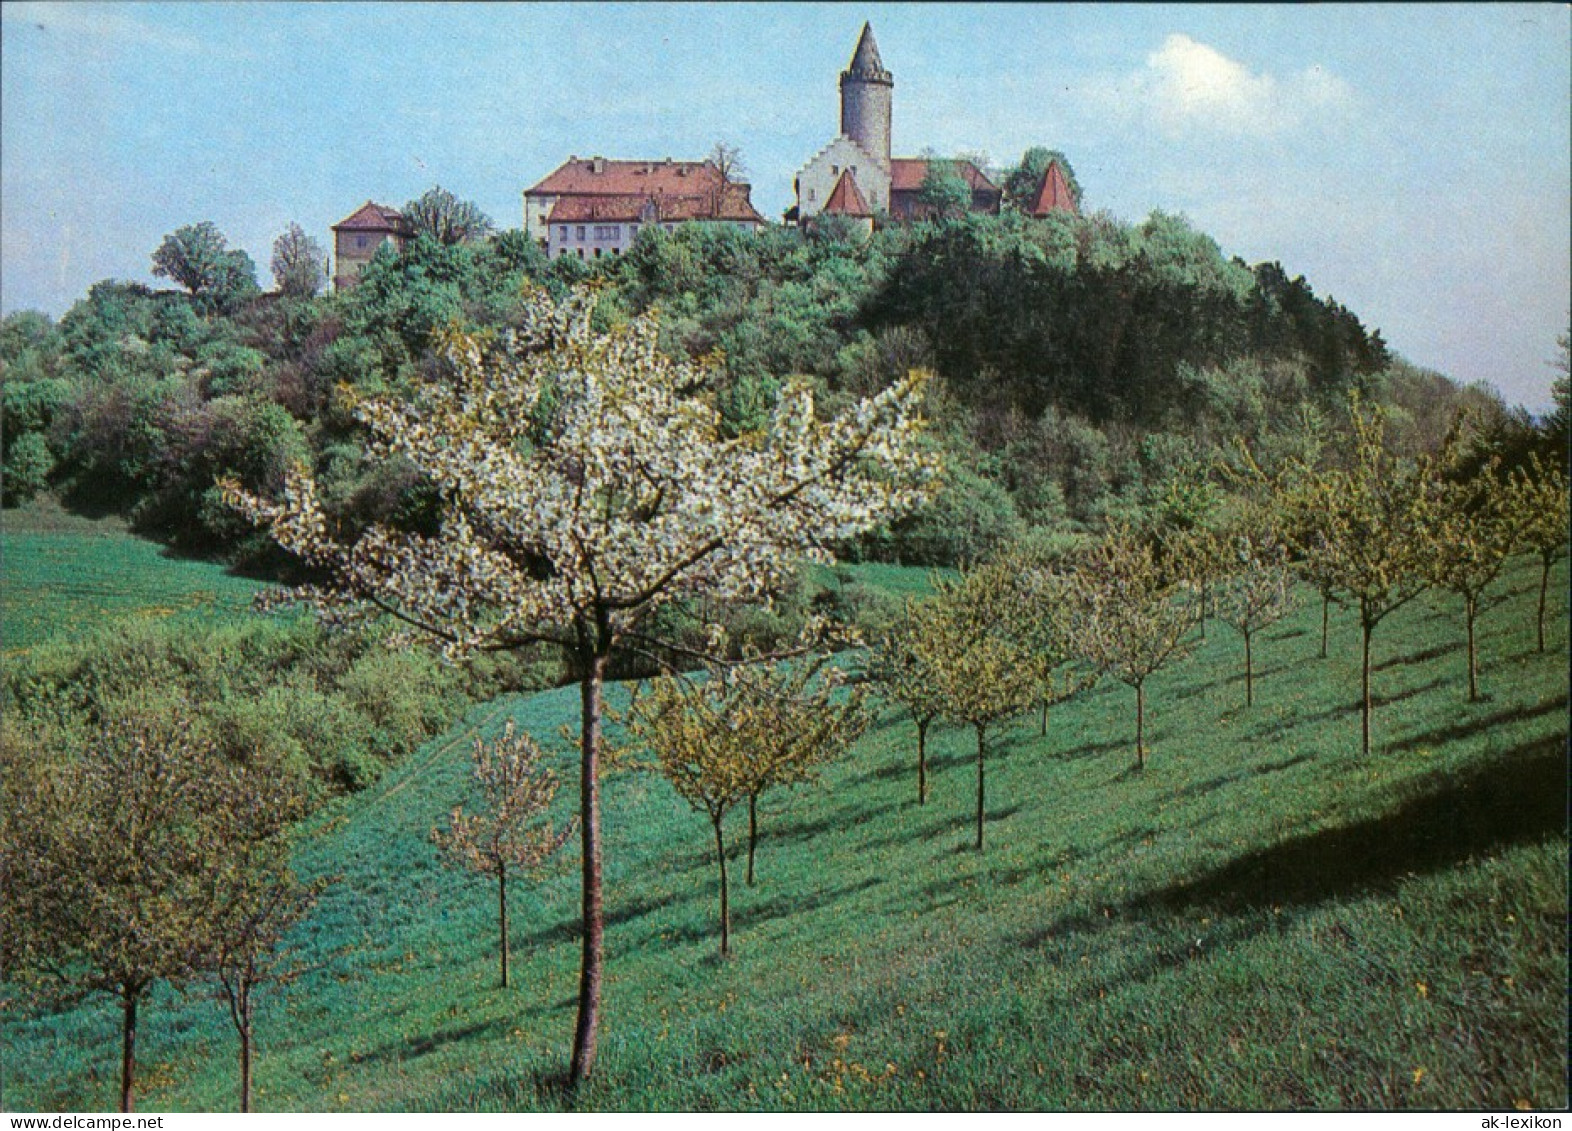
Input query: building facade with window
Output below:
<box><xmin>523</xmin><ymin>157</ymin><xmax>765</xmax><ymax>259</ymax></box>
<box><xmin>794</xmin><ymin>24</ymin><xmax>1002</xmax><ymax>227</ymax></box>
<box><xmin>329</xmin><ymin>201</ymin><xmax>414</xmax><ymax>291</ymax></box>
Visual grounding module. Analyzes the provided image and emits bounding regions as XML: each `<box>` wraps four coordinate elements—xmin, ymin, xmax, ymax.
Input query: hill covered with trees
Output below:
<box><xmin>9</xmin><ymin>193</ymin><xmax>1557</xmax><ymax>573</ymax></box>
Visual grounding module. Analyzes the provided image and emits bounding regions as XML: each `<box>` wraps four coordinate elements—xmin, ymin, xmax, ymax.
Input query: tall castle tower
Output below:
<box><xmin>839</xmin><ymin>23</ymin><xmax>892</xmax><ymax>171</ymax></box>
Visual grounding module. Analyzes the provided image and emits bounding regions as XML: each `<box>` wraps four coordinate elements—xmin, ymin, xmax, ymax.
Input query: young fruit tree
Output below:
<box><xmin>731</xmin><ymin>655</ymin><xmax>870</xmax><ymax>886</ymax></box>
<box><xmin>1509</xmin><ymin>454</ymin><xmax>1569</xmax><ymax>654</ymax></box>
<box><xmin>628</xmin><ymin>656</ymin><xmax>867</xmax><ymax>954</ymax></box>
<box><xmin>927</xmin><ymin>562</ymin><xmax>1043</xmax><ymax>849</ymax></box>
<box><xmin>1</xmin><ymin>707</ymin><xmax>252</xmax><ymax>1113</ymax></box>
<box><xmin>208</xmin><ymin>765</ymin><xmax>323</xmax><ymax>1114</ymax></box>
<box><xmin>1277</xmin><ymin>396</ymin><xmax>1436</xmax><ymax>755</ymax></box>
<box><xmin>431</xmin><ymin>722</ymin><xmax>573</xmax><ymax>989</ymax></box>
<box><xmin>1069</xmin><ymin>524</ymin><xmax>1199</xmax><ymax>769</ymax></box>
<box><xmin>1424</xmin><ymin>461</ymin><xmax>1521</xmax><ymax>702</ymax></box>
<box><xmin>1002</xmin><ymin>542</ymin><xmax>1095</xmax><ymax>738</ymax></box>
<box><xmin>870</xmin><ymin>598</ymin><xmax>952</xmax><ymax>805</ymax></box>
<box><xmin>223</xmin><ymin>285</ymin><xmax>937</xmax><ymax>1085</ymax></box>
<box><xmin>1211</xmin><ymin>526</ymin><xmax>1298</xmax><ymax>708</ymax></box>
<box><xmin>1237</xmin><ymin>444</ymin><xmax>1341</xmax><ymax>659</ymax></box>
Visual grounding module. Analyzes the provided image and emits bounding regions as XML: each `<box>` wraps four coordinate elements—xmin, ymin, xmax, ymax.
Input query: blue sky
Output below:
<box><xmin>2</xmin><ymin>2</ymin><xmax>1567</xmax><ymax>409</ymax></box>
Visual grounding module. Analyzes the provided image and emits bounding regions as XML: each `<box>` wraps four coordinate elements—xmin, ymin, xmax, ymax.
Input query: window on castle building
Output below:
<box><xmin>832</xmin><ymin>165</ymin><xmax>839</xmax><ymax>175</ymax></box>
<box><xmin>594</xmin><ymin>226</ymin><xmax>618</xmax><ymax>240</ymax></box>
<box><xmin>356</xmin><ymin>236</ymin><xmax>369</xmax><ymax>250</ymax></box>
<box><xmin>576</xmin><ymin>226</ymin><xmax>586</xmax><ymax>240</ymax></box>
<box><xmin>630</xmin><ymin>224</ymin><xmax>640</xmax><ymax>238</ymax></box>
<box><xmin>559</xmin><ymin>226</ymin><xmax>568</xmax><ymax>241</ymax></box>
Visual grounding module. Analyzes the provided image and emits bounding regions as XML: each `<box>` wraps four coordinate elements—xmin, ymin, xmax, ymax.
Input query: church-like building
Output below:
<box><xmin>794</xmin><ymin>24</ymin><xmax>1003</xmax><ymax>231</ymax></box>
<box><xmin>795</xmin><ymin>23</ymin><xmax>1075</xmax><ymax>231</ymax></box>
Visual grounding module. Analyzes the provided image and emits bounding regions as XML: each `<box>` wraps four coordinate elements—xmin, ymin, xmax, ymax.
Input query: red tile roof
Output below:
<box><xmin>527</xmin><ymin>158</ymin><xmax>736</xmax><ymax>198</ymax></box>
<box><xmin>889</xmin><ymin>158</ymin><xmax>999</xmax><ymax>194</ymax></box>
<box><xmin>545</xmin><ymin>189</ymin><xmax>764</xmax><ymax>225</ymax></box>
<box><xmin>821</xmin><ymin>169</ymin><xmax>872</xmax><ymax>217</ymax></box>
<box><xmin>1029</xmin><ymin>160</ymin><xmax>1078</xmax><ymax>217</ymax></box>
<box><xmin>331</xmin><ymin>201</ymin><xmax>412</xmax><ymax>233</ymax></box>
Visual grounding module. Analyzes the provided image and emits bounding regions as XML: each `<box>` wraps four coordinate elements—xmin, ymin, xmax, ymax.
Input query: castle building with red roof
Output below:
<box><xmin>795</xmin><ymin>24</ymin><xmax>1002</xmax><ymax>229</ymax></box>
<box><xmin>523</xmin><ymin>156</ymin><xmax>765</xmax><ymax>260</ymax></box>
<box><xmin>330</xmin><ymin>201</ymin><xmax>414</xmax><ymax>291</ymax></box>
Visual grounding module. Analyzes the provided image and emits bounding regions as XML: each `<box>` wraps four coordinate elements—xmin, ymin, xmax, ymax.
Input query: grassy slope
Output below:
<box><xmin>4</xmin><ymin>553</ymin><xmax>1566</xmax><ymax>1113</ymax></box>
<box><xmin>0</xmin><ymin>498</ymin><xmax>261</xmax><ymax>653</ymax></box>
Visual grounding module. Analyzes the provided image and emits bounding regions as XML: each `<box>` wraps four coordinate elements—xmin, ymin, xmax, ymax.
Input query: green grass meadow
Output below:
<box><xmin>2</xmin><ymin>537</ymin><xmax>1566</xmax><ymax>1111</ymax></box>
<box><xmin>1</xmin><ymin>499</ymin><xmax>262</xmax><ymax>654</ymax></box>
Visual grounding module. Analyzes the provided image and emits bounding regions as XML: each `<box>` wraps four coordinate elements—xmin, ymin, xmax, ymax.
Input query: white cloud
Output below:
<box><xmin>1115</xmin><ymin>34</ymin><xmax>1352</xmax><ymax>137</ymax></box>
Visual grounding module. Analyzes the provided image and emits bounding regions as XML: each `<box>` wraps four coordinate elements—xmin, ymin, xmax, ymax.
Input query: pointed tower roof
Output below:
<box><xmin>822</xmin><ymin>169</ymin><xmax>873</xmax><ymax>217</ymax></box>
<box><xmin>843</xmin><ymin>22</ymin><xmax>892</xmax><ymax>83</ymax></box>
<box><xmin>1029</xmin><ymin>161</ymin><xmax>1078</xmax><ymax>217</ymax></box>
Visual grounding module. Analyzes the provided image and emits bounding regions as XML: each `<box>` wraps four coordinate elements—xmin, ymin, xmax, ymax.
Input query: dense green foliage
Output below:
<box><xmin>0</xmin><ymin>513</ymin><xmax>552</xmax><ymax>798</ymax></box>
<box><xmin>4</xmin><ymin>205</ymin><xmax>1507</xmax><ymax>572</ymax></box>
<box><xmin>5</xmin><ymin>550</ymin><xmax>1563</xmax><ymax>1111</ymax></box>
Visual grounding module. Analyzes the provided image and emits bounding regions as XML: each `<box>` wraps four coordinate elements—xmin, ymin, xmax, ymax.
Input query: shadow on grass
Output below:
<box><xmin>1168</xmin><ymin>751</ymin><xmax>1315</xmax><ymax>804</ymax></box>
<box><xmin>1173</xmin><ymin>662</ymin><xmax>1294</xmax><ymax>701</ymax></box>
<box><xmin>1020</xmin><ymin>733</ymin><xmax>1565</xmax><ymax>963</ymax></box>
<box><xmin>1142</xmin><ymin>733</ymin><xmax>1566</xmax><ymax>915</ymax></box>
<box><xmin>661</xmin><ymin>875</ymin><xmax>885</xmax><ymax>950</ymax></box>
<box><xmin>1052</xmin><ymin>734</ymin><xmax>1133</xmax><ymax>762</ymax></box>
<box><xmin>769</xmin><ymin>799</ymin><xmax>902</xmax><ymax>847</ymax></box>
<box><xmin>1385</xmin><ymin>696</ymin><xmax>1568</xmax><ymax>754</ymax></box>
<box><xmin>512</xmin><ymin>886</ymin><xmax>700</xmax><ymax>951</ymax></box>
<box><xmin>1374</xmin><ymin>641</ymin><xmax>1459</xmax><ymax>671</ymax></box>
<box><xmin>1247</xmin><ymin>676</ymin><xmax>1448</xmax><ymax>742</ymax></box>
<box><xmin>357</xmin><ymin>1018</ymin><xmax>513</xmax><ymax>1069</ymax></box>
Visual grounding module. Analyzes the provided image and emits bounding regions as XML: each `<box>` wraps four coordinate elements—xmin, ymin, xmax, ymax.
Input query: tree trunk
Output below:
<box><xmin>1320</xmin><ymin>593</ymin><xmax>1330</xmax><ymax>659</ymax></box>
<box><xmin>499</xmin><ymin>861</ymin><xmax>510</xmax><ymax>989</ymax></box>
<box><xmin>1134</xmin><ymin>682</ymin><xmax>1146</xmax><ymax>770</ymax></box>
<box><xmin>1465</xmin><ymin>594</ymin><xmax>1479</xmax><ymax>702</ymax></box>
<box><xmin>712</xmin><ymin>815</ymin><xmax>730</xmax><ymax>957</ymax></box>
<box><xmin>1198</xmin><ymin>578</ymin><xmax>1207</xmax><ymax>640</ymax></box>
<box><xmin>569</xmin><ymin>650</ymin><xmax>608</xmax><ymax>1088</ymax></box>
<box><xmin>1040</xmin><ymin>699</ymin><xmax>1048</xmax><ymax>737</ymax></box>
<box><xmin>917</xmin><ymin>717</ymin><xmax>929</xmax><ymax>806</ymax></box>
<box><xmin>1360</xmin><ymin>615</ymin><xmax>1373</xmax><ymax>757</ymax></box>
<box><xmin>1244</xmin><ymin>629</ymin><xmax>1254</xmax><ymax>708</ymax></box>
<box><xmin>239</xmin><ymin>989</ymin><xmax>253</xmax><ymax>1114</ymax></box>
<box><xmin>974</xmin><ymin>724</ymin><xmax>987</xmax><ymax>851</ymax></box>
<box><xmin>120</xmin><ymin>988</ymin><xmax>139</xmax><ymax>1113</ymax></box>
<box><xmin>746</xmin><ymin>793</ymin><xmax>758</xmax><ymax>887</ymax></box>
<box><xmin>1538</xmin><ymin>554</ymin><xmax>1550</xmax><ymax>654</ymax></box>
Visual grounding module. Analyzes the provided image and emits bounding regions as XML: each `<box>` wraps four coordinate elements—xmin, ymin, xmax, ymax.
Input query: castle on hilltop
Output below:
<box><xmin>794</xmin><ymin>23</ymin><xmax>1032</xmax><ymax>231</ymax></box>
<box><xmin>330</xmin><ymin>21</ymin><xmax>1078</xmax><ymax>287</ymax></box>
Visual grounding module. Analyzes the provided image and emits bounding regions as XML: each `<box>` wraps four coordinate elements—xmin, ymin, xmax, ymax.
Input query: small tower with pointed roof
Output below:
<box><xmin>1028</xmin><ymin>160</ymin><xmax>1079</xmax><ymax>218</ymax></box>
<box><xmin>818</xmin><ymin>168</ymin><xmax>875</xmax><ymax>237</ymax></box>
<box><xmin>840</xmin><ymin>23</ymin><xmax>893</xmax><ymax>173</ymax></box>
